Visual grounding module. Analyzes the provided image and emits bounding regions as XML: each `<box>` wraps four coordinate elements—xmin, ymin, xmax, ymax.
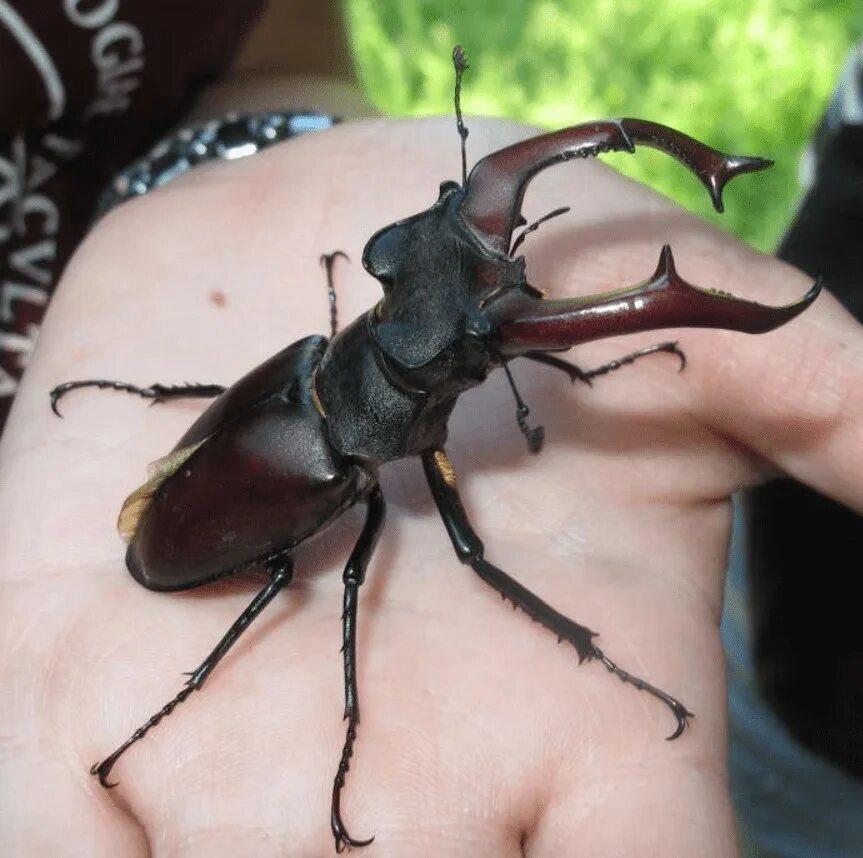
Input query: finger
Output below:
<box><xmin>540</xmin><ymin>228</ymin><xmax>863</xmax><ymax>514</ymax></box>
<box><xmin>685</xmin><ymin>258</ymin><xmax>863</xmax><ymax>513</ymax></box>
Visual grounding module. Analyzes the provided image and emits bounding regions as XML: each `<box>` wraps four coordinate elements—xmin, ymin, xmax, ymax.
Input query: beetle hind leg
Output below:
<box><xmin>331</xmin><ymin>486</ymin><xmax>386</xmax><ymax>853</ymax></box>
<box><xmin>50</xmin><ymin>380</ymin><xmax>225</xmax><ymax>416</ymax></box>
<box><xmin>90</xmin><ymin>557</ymin><xmax>293</xmax><ymax>788</ymax></box>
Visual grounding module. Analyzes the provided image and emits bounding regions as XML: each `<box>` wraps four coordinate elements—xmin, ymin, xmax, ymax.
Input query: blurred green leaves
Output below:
<box><xmin>345</xmin><ymin>0</ymin><xmax>861</xmax><ymax>250</ymax></box>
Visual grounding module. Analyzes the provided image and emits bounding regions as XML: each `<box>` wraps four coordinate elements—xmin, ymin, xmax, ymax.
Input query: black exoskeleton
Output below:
<box><xmin>50</xmin><ymin>47</ymin><xmax>819</xmax><ymax>853</ymax></box>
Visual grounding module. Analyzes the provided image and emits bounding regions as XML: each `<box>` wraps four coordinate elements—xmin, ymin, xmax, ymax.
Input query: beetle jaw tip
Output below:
<box><xmin>801</xmin><ymin>276</ymin><xmax>824</xmax><ymax>307</ymax></box>
<box><xmin>707</xmin><ymin>154</ymin><xmax>774</xmax><ymax>213</ymax></box>
<box><xmin>767</xmin><ymin>275</ymin><xmax>823</xmax><ymax>329</ymax></box>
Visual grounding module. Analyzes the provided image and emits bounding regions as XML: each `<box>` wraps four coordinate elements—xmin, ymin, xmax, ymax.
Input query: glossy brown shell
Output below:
<box><xmin>125</xmin><ymin>336</ymin><xmax>369</xmax><ymax>591</ymax></box>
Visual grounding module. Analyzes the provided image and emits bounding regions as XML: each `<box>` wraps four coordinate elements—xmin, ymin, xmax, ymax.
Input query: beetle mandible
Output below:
<box><xmin>51</xmin><ymin>46</ymin><xmax>820</xmax><ymax>852</ymax></box>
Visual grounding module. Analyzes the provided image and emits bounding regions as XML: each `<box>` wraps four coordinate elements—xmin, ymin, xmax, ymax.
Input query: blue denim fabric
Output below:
<box><xmin>723</xmin><ymin>498</ymin><xmax>863</xmax><ymax>858</ymax></box>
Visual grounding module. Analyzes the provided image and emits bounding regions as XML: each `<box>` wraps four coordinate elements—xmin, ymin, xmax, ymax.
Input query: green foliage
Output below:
<box><xmin>345</xmin><ymin>0</ymin><xmax>860</xmax><ymax>250</ymax></box>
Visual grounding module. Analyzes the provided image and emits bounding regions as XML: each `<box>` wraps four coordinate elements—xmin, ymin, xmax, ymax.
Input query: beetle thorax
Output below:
<box><xmin>315</xmin><ymin>183</ymin><xmax>532</xmax><ymax>464</ymax></box>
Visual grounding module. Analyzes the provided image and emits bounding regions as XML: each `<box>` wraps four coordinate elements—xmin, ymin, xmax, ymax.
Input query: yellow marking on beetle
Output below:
<box><xmin>433</xmin><ymin>450</ymin><xmax>457</xmax><ymax>487</ymax></box>
<box><xmin>117</xmin><ymin>440</ymin><xmax>205</xmax><ymax>543</ymax></box>
<box><xmin>310</xmin><ymin>371</ymin><xmax>327</xmax><ymax>419</ymax></box>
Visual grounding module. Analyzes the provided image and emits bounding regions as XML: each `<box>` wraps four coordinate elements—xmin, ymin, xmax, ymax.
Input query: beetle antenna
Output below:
<box><xmin>510</xmin><ymin>207</ymin><xmax>571</xmax><ymax>257</ymax></box>
<box><xmin>502</xmin><ymin>362</ymin><xmax>544</xmax><ymax>454</ymax></box>
<box><xmin>452</xmin><ymin>45</ymin><xmax>470</xmax><ymax>185</ymax></box>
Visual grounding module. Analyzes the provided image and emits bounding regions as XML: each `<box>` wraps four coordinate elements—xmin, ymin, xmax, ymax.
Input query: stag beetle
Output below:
<box><xmin>51</xmin><ymin>47</ymin><xmax>819</xmax><ymax>852</ymax></box>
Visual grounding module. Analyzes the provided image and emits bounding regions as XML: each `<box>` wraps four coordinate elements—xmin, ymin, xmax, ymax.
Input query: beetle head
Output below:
<box><xmin>360</xmin><ymin>46</ymin><xmax>818</xmax><ymax>387</ymax></box>
<box><xmin>362</xmin><ymin>178</ymin><xmax>526</xmax><ymax>374</ymax></box>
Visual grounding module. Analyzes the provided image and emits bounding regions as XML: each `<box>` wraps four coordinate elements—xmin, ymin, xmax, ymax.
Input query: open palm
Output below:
<box><xmin>2</xmin><ymin>118</ymin><xmax>861</xmax><ymax>857</ymax></box>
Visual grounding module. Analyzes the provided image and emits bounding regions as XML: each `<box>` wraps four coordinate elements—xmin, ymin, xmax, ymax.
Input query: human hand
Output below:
<box><xmin>2</xmin><ymin>117</ymin><xmax>860</xmax><ymax>856</ymax></box>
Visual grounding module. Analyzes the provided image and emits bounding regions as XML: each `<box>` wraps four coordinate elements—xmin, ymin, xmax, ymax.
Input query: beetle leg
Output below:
<box><xmin>50</xmin><ymin>380</ymin><xmax>225</xmax><ymax>416</ymax></box>
<box><xmin>506</xmin><ymin>342</ymin><xmax>686</xmax><ymax>453</ymax></box>
<box><xmin>89</xmin><ymin>557</ymin><xmax>293</xmax><ymax>788</ymax></box>
<box><xmin>421</xmin><ymin>448</ymin><xmax>693</xmax><ymax>741</ymax></box>
<box><xmin>524</xmin><ymin>341</ymin><xmax>686</xmax><ymax>386</ymax></box>
<box><xmin>320</xmin><ymin>251</ymin><xmax>349</xmax><ymax>339</ymax></box>
<box><xmin>501</xmin><ymin>362</ymin><xmax>545</xmax><ymax>454</ymax></box>
<box><xmin>331</xmin><ymin>485</ymin><xmax>386</xmax><ymax>853</ymax></box>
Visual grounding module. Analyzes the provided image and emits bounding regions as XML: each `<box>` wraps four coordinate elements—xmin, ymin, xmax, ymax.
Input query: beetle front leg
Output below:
<box><xmin>503</xmin><ymin>343</ymin><xmax>686</xmax><ymax>454</ymax></box>
<box><xmin>50</xmin><ymin>380</ymin><xmax>226</xmax><ymax>416</ymax></box>
<box><xmin>331</xmin><ymin>485</ymin><xmax>386</xmax><ymax>854</ymax></box>
<box><xmin>502</xmin><ymin>362</ymin><xmax>545</xmax><ymax>454</ymax></box>
<box><xmin>320</xmin><ymin>251</ymin><xmax>349</xmax><ymax>339</ymax></box>
<box><xmin>524</xmin><ymin>341</ymin><xmax>686</xmax><ymax>385</ymax></box>
<box><xmin>89</xmin><ymin>557</ymin><xmax>292</xmax><ymax>788</ymax></box>
<box><xmin>421</xmin><ymin>448</ymin><xmax>693</xmax><ymax>741</ymax></box>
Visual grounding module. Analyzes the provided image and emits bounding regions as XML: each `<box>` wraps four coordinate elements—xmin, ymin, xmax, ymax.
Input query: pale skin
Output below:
<box><xmin>1</xmin><ymin>116</ymin><xmax>862</xmax><ymax>858</ymax></box>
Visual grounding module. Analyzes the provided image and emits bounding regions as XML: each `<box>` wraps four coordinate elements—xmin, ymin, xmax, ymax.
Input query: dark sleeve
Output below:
<box><xmin>0</xmin><ymin>0</ymin><xmax>267</xmax><ymax>427</ymax></box>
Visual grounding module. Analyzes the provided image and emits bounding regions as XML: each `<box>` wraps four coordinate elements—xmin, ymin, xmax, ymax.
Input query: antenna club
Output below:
<box><xmin>452</xmin><ymin>44</ymin><xmax>470</xmax><ymax>73</ymax></box>
<box><xmin>452</xmin><ymin>43</ymin><xmax>471</xmax><ymax>184</ymax></box>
